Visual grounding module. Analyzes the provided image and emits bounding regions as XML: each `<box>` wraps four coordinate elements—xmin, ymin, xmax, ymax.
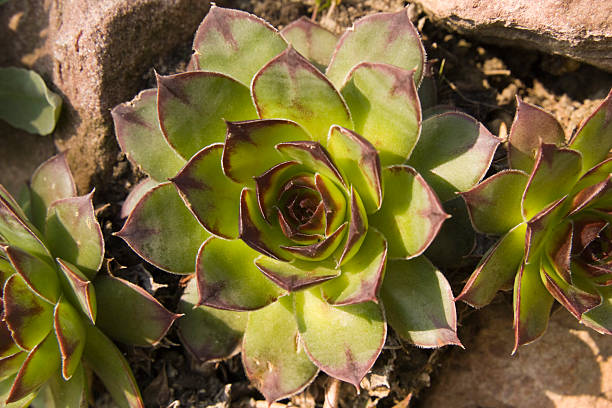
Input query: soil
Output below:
<box><xmin>92</xmin><ymin>0</ymin><xmax>612</xmax><ymax>407</ymax></box>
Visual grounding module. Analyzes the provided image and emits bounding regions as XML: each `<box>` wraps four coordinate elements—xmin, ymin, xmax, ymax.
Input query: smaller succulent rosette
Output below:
<box><xmin>114</xmin><ymin>6</ymin><xmax>499</xmax><ymax>403</ymax></box>
<box><xmin>458</xmin><ymin>90</ymin><xmax>612</xmax><ymax>352</ymax></box>
<box><xmin>0</xmin><ymin>155</ymin><xmax>178</xmax><ymax>407</ymax></box>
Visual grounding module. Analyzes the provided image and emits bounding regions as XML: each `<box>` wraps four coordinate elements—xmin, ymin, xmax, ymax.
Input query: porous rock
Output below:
<box><xmin>0</xmin><ymin>0</ymin><xmax>213</xmax><ymax>193</ymax></box>
<box><xmin>413</xmin><ymin>0</ymin><xmax>612</xmax><ymax>72</ymax></box>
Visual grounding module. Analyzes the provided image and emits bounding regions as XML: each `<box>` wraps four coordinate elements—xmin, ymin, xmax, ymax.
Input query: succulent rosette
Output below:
<box><xmin>113</xmin><ymin>6</ymin><xmax>498</xmax><ymax>403</ymax></box>
<box><xmin>458</xmin><ymin>91</ymin><xmax>612</xmax><ymax>352</ymax></box>
<box><xmin>0</xmin><ymin>155</ymin><xmax>178</xmax><ymax>407</ymax></box>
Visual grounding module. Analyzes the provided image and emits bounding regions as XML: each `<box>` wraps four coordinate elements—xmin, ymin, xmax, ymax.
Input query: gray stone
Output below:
<box><xmin>0</xmin><ymin>0</ymin><xmax>212</xmax><ymax>193</ymax></box>
<box><xmin>413</xmin><ymin>0</ymin><xmax>612</xmax><ymax>72</ymax></box>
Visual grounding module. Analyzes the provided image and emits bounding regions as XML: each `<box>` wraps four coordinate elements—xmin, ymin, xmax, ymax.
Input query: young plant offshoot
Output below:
<box><xmin>114</xmin><ymin>6</ymin><xmax>498</xmax><ymax>403</ymax></box>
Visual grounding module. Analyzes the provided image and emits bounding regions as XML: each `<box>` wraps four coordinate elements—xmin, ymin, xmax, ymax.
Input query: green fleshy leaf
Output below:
<box><xmin>322</xmin><ymin>227</ymin><xmax>387</xmax><ymax>305</ymax></box>
<box><xmin>56</xmin><ymin>260</ymin><xmax>97</xmax><ymax>325</ymax></box>
<box><xmin>295</xmin><ymin>289</ymin><xmax>385</xmax><ymax>388</ymax></box>
<box><xmin>569</xmin><ymin>90</ymin><xmax>612</xmax><ymax>173</ymax></box>
<box><xmin>544</xmin><ymin>220</ymin><xmax>572</xmax><ymax>283</ymax></box>
<box><xmin>197</xmin><ymin>237</ymin><xmax>285</xmax><ymax>311</ymax></box>
<box><xmin>340</xmin><ymin>63</ymin><xmax>421</xmax><ymax>166</ymax></box>
<box><xmin>582</xmin><ymin>284</ymin><xmax>612</xmax><ymax>335</ymax></box>
<box><xmin>3</xmin><ymin>274</ymin><xmax>53</xmax><ymax>351</ymax></box>
<box><xmin>45</xmin><ymin>193</ymin><xmax>104</xmax><ymax>279</ymax></box>
<box><xmin>521</xmin><ymin>144</ymin><xmax>582</xmax><ymax>219</ymax></box>
<box><xmin>255</xmin><ymin>256</ymin><xmax>339</xmax><ymax>292</ymax></box>
<box><xmin>508</xmin><ymin>98</ymin><xmax>565</xmax><ymax>173</ymax></box>
<box><xmin>53</xmin><ymin>298</ymin><xmax>85</xmax><ymax>380</ymax></box>
<box><xmin>192</xmin><ymin>5</ymin><xmax>288</xmax><ymax>86</ymax></box>
<box><xmin>6</xmin><ymin>333</ymin><xmax>60</xmax><ymax>403</ymax></box>
<box><xmin>424</xmin><ymin>197</ymin><xmax>475</xmax><ymax>268</ymax></box>
<box><xmin>120</xmin><ymin>178</ymin><xmax>159</xmax><ymax>219</ymax></box>
<box><xmin>0</xmin><ymin>320</ymin><xmax>20</xmax><ymax>359</ymax></box>
<box><xmin>381</xmin><ymin>257</ymin><xmax>461</xmax><ymax>348</ymax></box>
<box><xmin>407</xmin><ymin>112</ymin><xmax>500</xmax><ymax>201</ymax></box>
<box><xmin>326</xmin><ymin>9</ymin><xmax>425</xmax><ymax>88</ymax></box>
<box><xmin>116</xmin><ymin>183</ymin><xmax>210</xmax><ymax>274</ymax></box>
<box><xmin>336</xmin><ymin>187</ymin><xmax>368</xmax><ymax>266</ymax></box>
<box><xmin>252</xmin><ymin>47</ymin><xmax>352</xmax><ymax>145</ymax></box>
<box><xmin>0</xmin><ymin>375</ymin><xmax>36</xmax><ymax>408</ymax></box>
<box><xmin>315</xmin><ymin>174</ymin><xmax>347</xmax><ymax>235</ymax></box>
<box><xmin>5</xmin><ymin>245</ymin><xmax>60</xmax><ymax>303</ymax></box>
<box><xmin>369</xmin><ymin>165</ymin><xmax>447</xmax><ymax>259</ymax></box>
<box><xmin>47</xmin><ymin>364</ymin><xmax>85</xmax><ymax>408</ymax></box>
<box><xmin>524</xmin><ymin>196</ymin><xmax>568</xmax><ymax>262</ymax></box>
<box><xmin>29</xmin><ymin>154</ymin><xmax>77</xmax><ymax>231</ymax></box>
<box><xmin>242</xmin><ymin>296</ymin><xmax>317</xmax><ymax>404</ymax></box>
<box><xmin>280</xmin><ymin>17</ymin><xmax>338</xmax><ymax>71</ymax></box>
<box><xmin>456</xmin><ymin>223</ymin><xmax>527</xmax><ymax>308</ymax></box>
<box><xmin>512</xmin><ymin>259</ymin><xmax>554</xmax><ymax>353</ymax></box>
<box><xmin>239</xmin><ymin>188</ymin><xmax>293</xmax><ymax>261</ymax></box>
<box><xmin>281</xmin><ymin>223</ymin><xmax>347</xmax><ymax>262</ymax></box>
<box><xmin>94</xmin><ymin>275</ymin><xmax>180</xmax><ymax>347</ymax></box>
<box><xmin>157</xmin><ymin>72</ymin><xmax>257</xmax><ymax>159</ymax></box>
<box><xmin>177</xmin><ymin>278</ymin><xmax>247</xmax><ymax>362</ymax></box>
<box><xmin>572</xmin><ymin>158</ymin><xmax>612</xmax><ymax>195</ymax></box>
<box><xmin>82</xmin><ymin>325</ymin><xmax>144</xmax><ymax>408</ymax></box>
<box><xmin>222</xmin><ymin>119</ymin><xmax>312</xmax><ymax>185</ymax></box>
<box><xmin>0</xmin><ymin>353</ymin><xmax>26</xmax><ymax>382</ymax></box>
<box><xmin>462</xmin><ymin>170</ymin><xmax>529</xmax><ymax>235</ymax></box>
<box><xmin>0</xmin><ymin>67</ymin><xmax>62</xmax><ymax>135</ymax></box>
<box><xmin>173</xmin><ymin>144</ymin><xmax>243</xmax><ymax>239</ymax></box>
<box><xmin>255</xmin><ymin>161</ymin><xmax>308</xmax><ymax>222</ymax></box>
<box><xmin>276</xmin><ymin>141</ymin><xmax>345</xmax><ymax>186</ymax></box>
<box><xmin>326</xmin><ymin>126</ymin><xmax>382</xmax><ymax>213</ymax></box>
<box><xmin>112</xmin><ymin>89</ymin><xmax>185</xmax><ymax>181</ymax></box>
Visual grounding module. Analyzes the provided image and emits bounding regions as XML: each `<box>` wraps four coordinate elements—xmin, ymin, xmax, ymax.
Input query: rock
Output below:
<box><xmin>421</xmin><ymin>301</ymin><xmax>612</xmax><ymax>408</ymax></box>
<box><xmin>0</xmin><ymin>0</ymin><xmax>212</xmax><ymax>193</ymax></box>
<box><xmin>413</xmin><ymin>0</ymin><xmax>612</xmax><ymax>72</ymax></box>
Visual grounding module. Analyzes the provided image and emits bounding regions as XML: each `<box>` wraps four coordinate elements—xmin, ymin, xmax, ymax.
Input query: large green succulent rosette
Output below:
<box><xmin>458</xmin><ymin>91</ymin><xmax>612</xmax><ymax>352</ymax></box>
<box><xmin>0</xmin><ymin>155</ymin><xmax>178</xmax><ymax>408</ymax></box>
<box><xmin>114</xmin><ymin>6</ymin><xmax>499</xmax><ymax>403</ymax></box>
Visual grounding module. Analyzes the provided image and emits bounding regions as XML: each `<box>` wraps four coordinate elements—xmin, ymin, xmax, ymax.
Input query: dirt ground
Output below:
<box><xmin>93</xmin><ymin>0</ymin><xmax>612</xmax><ymax>407</ymax></box>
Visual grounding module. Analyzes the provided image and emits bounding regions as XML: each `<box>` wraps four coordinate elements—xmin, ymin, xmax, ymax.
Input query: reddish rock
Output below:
<box><xmin>421</xmin><ymin>301</ymin><xmax>612</xmax><ymax>408</ymax></box>
<box><xmin>413</xmin><ymin>0</ymin><xmax>612</xmax><ymax>72</ymax></box>
<box><xmin>0</xmin><ymin>0</ymin><xmax>212</xmax><ymax>192</ymax></box>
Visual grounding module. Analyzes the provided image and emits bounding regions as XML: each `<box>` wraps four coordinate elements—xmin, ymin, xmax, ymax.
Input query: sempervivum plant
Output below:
<box><xmin>458</xmin><ymin>90</ymin><xmax>612</xmax><ymax>352</ymax></box>
<box><xmin>0</xmin><ymin>155</ymin><xmax>178</xmax><ymax>407</ymax></box>
<box><xmin>113</xmin><ymin>6</ymin><xmax>498</xmax><ymax>403</ymax></box>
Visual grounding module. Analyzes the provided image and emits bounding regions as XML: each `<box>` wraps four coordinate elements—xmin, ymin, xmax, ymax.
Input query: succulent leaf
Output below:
<box><xmin>276</xmin><ymin>141</ymin><xmax>346</xmax><ymax>186</ymax></box>
<box><xmin>242</xmin><ymin>296</ymin><xmax>318</xmax><ymax>403</ymax></box>
<box><xmin>197</xmin><ymin>237</ymin><xmax>285</xmax><ymax>311</ymax></box>
<box><xmin>120</xmin><ymin>178</ymin><xmax>159</xmax><ymax>219</ymax></box>
<box><xmin>56</xmin><ymin>259</ymin><xmax>97</xmax><ymax>325</ymax></box>
<box><xmin>369</xmin><ymin>165</ymin><xmax>447</xmax><ymax>259</ymax></box>
<box><xmin>524</xmin><ymin>196</ymin><xmax>568</xmax><ymax>263</ymax></box>
<box><xmin>294</xmin><ymin>288</ymin><xmax>385</xmax><ymax>389</ymax></box>
<box><xmin>45</xmin><ymin>193</ymin><xmax>104</xmax><ymax>278</ymax></box>
<box><xmin>6</xmin><ymin>333</ymin><xmax>60</xmax><ymax>403</ymax></box>
<box><xmin>0</xmin><ymin>374</ymin><xmax>36</xmax><ymax>408</ymax></box>
<box><xmin>462</xmin><ymin>170</ymin><xmax>529</xmax><ymax>235</ymax></box>
<box><xmin>222</xmin><ymin>119</ymin><xmax>312</xmax><ymax>184</ymax></box>
<box><xmin>322</xmin><ymin>227</ymin><xmax>387</xmax><ymax>305</ymax></box>
<box><xmin>53</xmin><ymin>298</ymin><xmax>85</xmax><ymax>380</ymax></box>
<box><xmin>5</xmin><ymin>246</ymin><xmax>59</xmax><ymax>303</ymax></box>
<box><xmin>280</xmin><ymin>223</ymin><xmax>348</xmax><ymax>261</ymax></box>
<box><xmin>336</xmin><ymin>187</ymin><xmax>368</xmax><ymax>266</ymax></box>
<box><xmin>381</xmin><ymin>257</ymin><xmax>461</xmax><ymax>347</ymax></box>
<box><xmin>0</xmin><ymin>353</ymin><xmax>27</xmax><ymax>382</ymax></box>
<box><xmin>0</xmin><ymin>321</ymin><xmax>20</xmax><ymax>359</ymax></box>
<box><xmin>157</xmin><ymin>72</ymin><xmax>257</xmax><ymax>159</ymax></box>
<box><xmin>3</xmin><ymin>274</ymin><xmax>53</xmax><ymax>350</ymax></box>
<box><xmin>315</xmin><ymin>174</ymin><xmax>347</xmax><ymax>235</ymax></box>
<box><xmin>178</xmin><ymin>278</ymin><xmax>247</xmax><ymax>362</ymax></box>
<box><xmin>255</xmin><ymin>256</ymin><xmax>339</xmax><ymax>292</ymax></box>
<box><xmin>340</xmin><ymin>63</ymin><xmax>421</xmax><ymax>166</ymax></box>
<box><xmin>569</xmin><ymin>89</ymin><xmax>612</xmax><ymax>172</ymax></box>
<box><xmin>112</xmin><ymin>89</ymin><xmax>185</xmax><ymax>182</ymax></box>
<box><xmin>94</xmin><ymin>275</ymin><xmax>180</xmax><ymax>346</ymax></box>
<box><xmin>83</xmin><ymin>325</ymin><xmax>144</xmax><ymax>408</ymax></box>
<box><xmin>512</xmin><ymin>260</ymin><xmax>554</xmax><ymax>352</ymax></box>
<box><xmin>407</xmin><ymin>112</ymin><xmax>500</xmax><ymax>201</ymax></box>
<box><xmin>255</xmin><ymin>162</ymin><xmax>307</xmax><ymax>222</ymax></box>
<box><xmin>47</xmin><ymin>365</ymin><xmax>85</xmax><ymax>408</ymax></box>
<box><xmin>116</xmin><ymin>183</ymin><xmax>210</xmax><ymax>274</ymax></box>
<box><xmin>252</xmin><ymin>47</ymin><xmax>352</xmax><ymax>145</ymax></box>
<box><xmin>192</xmin><ymin>5</ymin><xmax>288</xmax><ymax>86</ymax></box>
<box><xmin>327</xmin><ymin>126</ymin><xmax>382</xmax><ymax>213</ymax></box>
<box><xmin>0</xmin><ymin>192</ymin><xmax>49</xmax><ymax>262</ymax></box>
<box><xmin>457</xmin><ymin>223</ymin><xmax>528</xmax><ymax>308</ymax></box>
<box><xmin>582</xmin><ymin>285</ymin><xmax>612</xmax><ymax>335</ymax></box>
<box><xmin>508</xmin><ymin>98</ymin><xmax>566</xmax><ymax>173</ymax></box>
<box><xmin>522</xmin><ymin>144</ymin><xmax>582</xmax><ymax>219</ymax></box>
<box><xmin>173</xmin><ymin>144</ymin><xmax>243</xmax><ymax>239</ymax></box>
<box><xmin>280</xmin><ymin>17</ymin><xmax>338</xmax><ymax>71</ymax></box>
<box><xmin>326</xmin><ymin>9</ymin><xmax>425</xmax><ymax>88</ymax></box>
<box><xmin>29</xmin><ymin>154</ymin><xmax>77</xmax><ymax>231</ymax></box>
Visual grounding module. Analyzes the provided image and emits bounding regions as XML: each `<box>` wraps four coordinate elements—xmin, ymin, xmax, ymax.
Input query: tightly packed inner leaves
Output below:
<box><xmin>458</xmin><ymin>90</ymin><xmax>612</xmax><ymax>352</ymax></box>
<box><xmin>114</xmin><ymin>6</ymin><xmax>498</xmax><ymax>403</ymax></box>
<box><xmin>0</xmin><ymin>155</ymin><xmax>178</xmax><ymax>407</ymax></box>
